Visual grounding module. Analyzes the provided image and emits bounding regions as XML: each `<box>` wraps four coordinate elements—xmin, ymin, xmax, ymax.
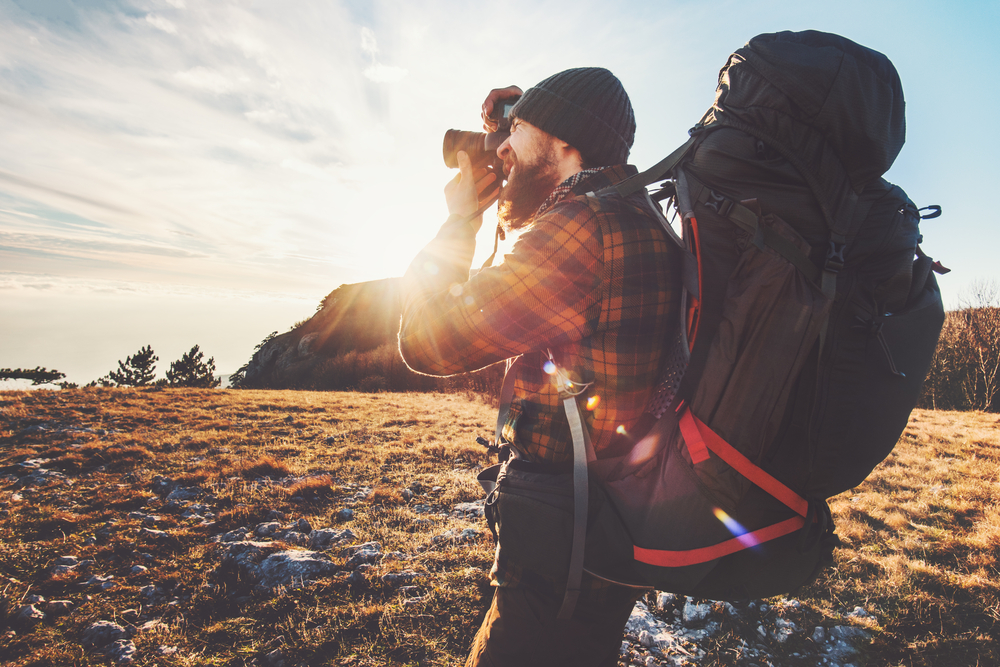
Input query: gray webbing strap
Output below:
<box><xmin>557</xmin><ymin>395</ymin><xmax>589</xmax><ymax>620</ymax></box>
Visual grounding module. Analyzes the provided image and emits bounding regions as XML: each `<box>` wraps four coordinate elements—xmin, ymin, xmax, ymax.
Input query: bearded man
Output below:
<box><xmin>398</xmin><ymin>68</ymin><xmax>680</xmax><ymax>667</ymax></box>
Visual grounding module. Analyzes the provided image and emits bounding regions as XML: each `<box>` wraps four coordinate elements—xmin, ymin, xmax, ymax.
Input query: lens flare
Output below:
<box><xmin>712</xmin><ymin>508</ymin><xmax>761</xmax><ymax>549</ymax></box>
<box><xmin>616</xmin><ymin>425</ymin><xmax>627</xmax><ymax>435</ymax></box>
<box><xmin>586</xmin><ymin>395</ymin><xmax>601</xmax><ymax>411</ymax></box>
<box><xmin>543</xmin><ymin>361</ymin><xmax>556</xmax><ymax>375</ymax></box>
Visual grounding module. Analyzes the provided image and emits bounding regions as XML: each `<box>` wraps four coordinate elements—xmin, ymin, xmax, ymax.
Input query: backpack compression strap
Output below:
<box><xmin>632</xmin><ymin>406</ymin><xmax>811</xmax><ymax>568</ymax></box>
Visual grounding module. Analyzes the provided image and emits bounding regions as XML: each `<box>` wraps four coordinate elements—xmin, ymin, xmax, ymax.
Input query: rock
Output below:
<box><xmin>13</xmin><ymin>604</ymin><xmax>45</xmax><ymax>628</ymax></box>
<box><xmin>24</xmin><ymin>594</ymin><xmax>45</xmax><ymax>604</ymax></box>
<box><xmin>812</xmin><ymin>626</ymin><xmax>826</xmax><ymax>643</ymax></box>
<box><xmin>381</xmin><ymin>570</ymin><xmax>420</xmax><ymax>587</ymax></box>
<box><xmin>131</xmin><ymin>565</ymin><xmax>148</xmax><ymax>575</ymax></box>
<box><xmin>336</xmin><ymin>508</ymin><xmax>354</xmax><ymax>522</ymax></box>
<box><xmin>772</xmin><ymin>618</ymin><xmax>799</xmax><ymax>643</ymax></box>
<box><xmin>255</xmin><ymin>521</ymin><xmax>281</xmax><ymax>537</ymax></box>
<box><xmin>212</xmin><ymin>527</ymin><xmax>250</xmax><ymax>543</ymax></box>
<box><xmin>55</xmin><ymin>555</ymin><xmax>80</xmax><ymax>566</ymax></box>
<box><xmin>656</xmin><ymin>592</ymin><xmax>676</xmax><ymax>610</ymax></box>
<box><xmin>274</xmin><ymin>530</ymin><xmax>309</xmax><ymax>546</ymax></box>
<box><xmin>342</xmin><ymin>542</ymin><xmax>382</xmax><ymax>569</ymax></box>
<box><xmin>847</xmin><ymin>606</ymin><xmax>870</xmax><ymax>619</ymax></box>
<box><xmin>165</xmin><ymin>486</ymin><xmax>201</xmax><ymax>502</ymax></box>
<box><xmin>452</xmin><ymin>501</ymin><xmax>485</xmax><ymax>518</ymax></box>
<box><xmin>625</xmin><ymin>601</ymin><xmax>676</xmax><ymax>652</ymax></box>
<box><xmin>308</xmin><ymin>528</ymin><xmax>355</xmax><ymax>550</ymax></box>
<box><xmin>157</xmin><ymin>646</ymin><xmax>179</xmax><ymax>656</ymax></box>
<box><xmin>106</xmin><ymin>638</ymin><xmax>137</xmax><ymax>663</ymax></box>
<box><xmin>138</xmin><ymin>527</ymin><xmax>170</xmax><ymax>541</ymax></box>
<box><xmin>254</xmin><ymin>550</ymin><xmax>340</xmax><ymax>590</ymax></box>
<box><xmin>401</xmin><ymin>489</ymin><xmax>415</xmax><ymax>501</ymax></box>
<box><xmin>265</xmin><ymin>509</ymin><xmax>286</xmax><ymax>521</ymax></box>
<box><xmin>86</xmin><ymin>574</ymin><xmax>114</xmax><ymax>587</ymax></box>
<box><xmin>682</xmin><ymin>598</ymin><xmax>712</xmax><ymax>626</ymax></box>
<box><xmin>46</xmin><ymin>600</ymin><xmax>74</xmax><ymax>614</ymax></box>
<box><xmin>82</xmin><ymin>620</ymin><xmax>126</xmax><ymax>648</ymax></box>
<box><xmin>151</xmin><ymin>476</ymin><xmax>177</xmax><ymax>495</ymax></box>
<box><xmin>830</xmin><ymin>625</ymin><xmax>871</xmax><ymax>643</ymax></box>
<box><xmin>432</xmin><ymin>528</ymin><xmax>480</xmax><ymax>544</ymax></box>
<box><xmin>295</xmin><ymin>518</ymin><xmax>312</xmax><ymax>533</ymax></box>
<box><xmin>140</xmin><ymin>585</ymin><xmax>161</xmax><ymax>599</ymax></box>
<box><xmin>121</xmin><ymin>609</ymin><xmax>140</xmax><ymax>623</ymax></box>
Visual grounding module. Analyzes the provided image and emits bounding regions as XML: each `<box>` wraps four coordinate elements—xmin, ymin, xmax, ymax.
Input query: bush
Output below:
<box><xmin>166</xmin><ymin>345</ymin><xmax>220</xmax><ymax>388</ymax></box>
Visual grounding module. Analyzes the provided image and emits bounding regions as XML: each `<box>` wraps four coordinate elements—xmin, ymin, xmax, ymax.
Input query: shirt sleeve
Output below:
<box><xmin>398</xmin><ymin>200</ymin><xmax>604</xmax><ymax>376</ymax></box>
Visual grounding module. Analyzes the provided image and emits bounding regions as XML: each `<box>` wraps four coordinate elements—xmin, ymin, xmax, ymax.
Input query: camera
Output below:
<box><xmin>442</xmin><ymin>95</ymin><xmax>521</xmax><ymax>172</ymax></box>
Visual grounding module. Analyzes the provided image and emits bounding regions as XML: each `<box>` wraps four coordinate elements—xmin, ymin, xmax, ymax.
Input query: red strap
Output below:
<box><xmin>680</xmin><ymin>408</ymin><xmax>809</xmax><ymax>518</ymax></box>
<box><xmin>678</xmin><ymin>406</ymin><xmax>710</xmax><ymax>464</ymax></box>
<box><xmin>634</xmin><ymin>515</ymin><xmax>805</xmax><ymax>567</ymax></box>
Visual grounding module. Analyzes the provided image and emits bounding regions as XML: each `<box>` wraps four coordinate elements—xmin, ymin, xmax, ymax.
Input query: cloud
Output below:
<box><xmin>145</xmin><ymin>14</ymin><xmax>178</xmax><ymax>34</ymax></box>
<box><xmin>363</xmin><ymin>63</ymin><xmax>408</xmax><ymax>84</ymax></box>
<box><xmin>360</xmin><ymin>27</ymin><xmax>408</xmax><ymax>83</ymax></box>
<box><xmin>173</xmin><ymin>66</ymin><xmax>241</xmax><ymax>94</ymax></box>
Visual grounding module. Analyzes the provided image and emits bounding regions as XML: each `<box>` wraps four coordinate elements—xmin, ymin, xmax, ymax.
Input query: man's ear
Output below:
<box><xmin>553</xmin><ymin>139</ymin><xmax>585</xmax><ymax>176</ymax></box>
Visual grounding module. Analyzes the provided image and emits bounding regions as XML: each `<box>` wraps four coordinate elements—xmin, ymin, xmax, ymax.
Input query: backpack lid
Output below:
<box><xmin>732</xmin><ymin>30</ymin><xmax>906</xmax><ymax>192</ymax></box>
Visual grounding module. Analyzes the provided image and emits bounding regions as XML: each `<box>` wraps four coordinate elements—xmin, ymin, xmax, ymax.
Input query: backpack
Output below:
<box><xmin>482</xmin><ymin>30</ymin><xmax>948</xmax><ymax>617</ymax></box>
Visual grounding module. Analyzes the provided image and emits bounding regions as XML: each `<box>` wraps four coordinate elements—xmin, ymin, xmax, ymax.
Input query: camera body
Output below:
<box><xmin>442</xmin><ymin>95</ymin><xmax>521</xmax><ymax>171</ymax></box>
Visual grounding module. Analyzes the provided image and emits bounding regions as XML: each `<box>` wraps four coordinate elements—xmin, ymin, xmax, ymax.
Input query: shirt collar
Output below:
<box><xmin>534</xmin><ymin>164</ymin><xmax>638</xmax><ymax>219</ymax></box>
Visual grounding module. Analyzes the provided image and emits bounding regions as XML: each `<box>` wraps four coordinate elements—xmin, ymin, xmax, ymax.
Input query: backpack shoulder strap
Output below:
<box><xmin>593</xmin><ymin>135</ymin><xmax>698</xmax><ymax>198</ymax></box>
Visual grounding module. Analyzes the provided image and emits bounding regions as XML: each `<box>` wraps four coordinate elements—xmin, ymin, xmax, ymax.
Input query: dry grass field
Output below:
<box><xmin>0</xmin><ymin>388</ymin><xmax>997</xmax><ymax>666</ymax></box>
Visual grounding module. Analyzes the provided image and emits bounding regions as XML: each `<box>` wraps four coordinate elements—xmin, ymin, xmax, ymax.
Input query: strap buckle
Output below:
<box><xmin>825</xmin><ymin>240</ymin><xmax>846</xmax><ymax>272</ymax></box>
<box><xmin>702</xmin><ymin>190</ymin><xmax>734</xmax><ymax>218</ymax></box>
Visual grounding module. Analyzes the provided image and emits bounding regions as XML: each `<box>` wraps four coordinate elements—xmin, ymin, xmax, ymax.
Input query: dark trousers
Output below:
<box><xmin>465</xmin><ymin>581</ymin><xmax>645</xmax><ymax>667</ymax></box>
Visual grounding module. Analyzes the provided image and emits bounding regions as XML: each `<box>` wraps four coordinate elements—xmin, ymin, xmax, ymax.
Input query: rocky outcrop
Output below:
<box><xmin>237</xmin><ymin>278</ymin><xmax>402</xmax><ymax>389</ymax></box>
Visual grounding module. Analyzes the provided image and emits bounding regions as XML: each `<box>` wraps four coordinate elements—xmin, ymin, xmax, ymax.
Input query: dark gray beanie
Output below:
<box><xmin>510</xmin><ymin>67</ymin><xmax>635</xmax><ymax>166</ymax></box>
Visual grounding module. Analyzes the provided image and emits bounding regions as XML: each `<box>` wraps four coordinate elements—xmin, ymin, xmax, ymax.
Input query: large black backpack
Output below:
<box><xmin>484</xmin><ymin>30</ymin><xmax>948</xmax><ymax>614</ymax></box>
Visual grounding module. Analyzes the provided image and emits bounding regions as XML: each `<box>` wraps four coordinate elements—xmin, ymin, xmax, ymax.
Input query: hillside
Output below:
<box><xmin>1</xmin><ymin>389</ymin><xmax>998</xmax><ymax>666</ymax></box>
<box><xmin>238</xmin><ymin>279</ymin><xmax>402</xmax><ymax>389</ymax></box>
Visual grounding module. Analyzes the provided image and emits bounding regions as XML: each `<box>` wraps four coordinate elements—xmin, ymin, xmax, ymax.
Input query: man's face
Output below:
<box><xmin>496</xmin><ymin>118</ymin><xmax>563</xmax><ymax>232</ymax></box>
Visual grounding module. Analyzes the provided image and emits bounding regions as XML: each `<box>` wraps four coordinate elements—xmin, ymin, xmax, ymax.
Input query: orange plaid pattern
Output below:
<box><xmin>399</xmin><ymin>164</ymin><xmax>680</xmax><ymax>588</ymax></box>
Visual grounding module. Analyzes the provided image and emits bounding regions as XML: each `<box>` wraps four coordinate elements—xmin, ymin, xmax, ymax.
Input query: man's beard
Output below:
<box><xmin>497</xmin><ymin>151</ymin><xmax>562</xmax><ymax>233</ymax></box>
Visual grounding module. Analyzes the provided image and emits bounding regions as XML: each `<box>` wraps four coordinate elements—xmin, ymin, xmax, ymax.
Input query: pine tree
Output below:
<box><xmin>106</xmin><ymin>346</ymin><xmax>158</xmax><ymax>386</ymax></box>
<box><xmin>0</xmin><ymin>367</ymin><xmax>66</xmax><ymax>385</ymax></box>
<box><xmin>166</xmin><ymin>345</ymin><xmax>220</xmax><ymax>388</ymax></box>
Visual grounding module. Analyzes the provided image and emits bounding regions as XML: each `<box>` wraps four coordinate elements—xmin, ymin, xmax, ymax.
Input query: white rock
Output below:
<box><xmin>82</xmin><ymin>620</ymin><xmax>126</xmax><ymax>648</ymax></box>
<box><xmin>13</xmin><ymin>605</ymin><xmax>45</xmax><ymax>628</ymax></box>
<box><xmin>255</xmin><ymin>521</ymin><xmax>281</xmax><ymax>537</ymax></box>
<box><xmin>46</xmin><ymin>600</ymin><xmax>74</xmax><ymax>614</ymax></box>
<box><xmin>625</xmin><ymin>601</ymin><xmax>677</xmax><ymax>651</ymax></box>
<box><xmin>106</xmin><ymin>638</ymin><xmax>137</xmax><ymax>663</ymax></box>
<box><xmin>812</xmin><ymin>626</ymin><xmax>826</xmax><ymax>642</ymax></box>
<box><xmin>682</xmin><ymin>598</ymin><xmax>711</xmax><ymax>625</ymax></box>
<box><xmin>308</xmin><ymin>528</ymin><xmax>356</xmax><ymax>550</ymax></box>
<box><xmin>254</xmin><ymin>550</ymin><xmax>339</xmax><ymax>590</ymax></box>
<box><xmin>656</xmin><ymin>592</ymin><xmax>676</xmax><ymax>610</ymax></box>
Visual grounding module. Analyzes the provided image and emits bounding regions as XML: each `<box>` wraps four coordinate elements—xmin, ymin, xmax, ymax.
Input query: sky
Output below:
<box><xmin>1</xmin><ymin>0</ymin><xmax>998</xmax><ymax>386</ymax></box>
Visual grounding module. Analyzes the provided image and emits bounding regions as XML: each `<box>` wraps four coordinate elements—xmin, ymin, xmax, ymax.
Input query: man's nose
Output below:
<box><xmin>497</xmin><ymin>137</ymin><xmax>511</xmax><ymax>159</ymax></box>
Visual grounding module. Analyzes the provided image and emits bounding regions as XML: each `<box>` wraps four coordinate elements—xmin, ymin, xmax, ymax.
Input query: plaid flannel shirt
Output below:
<box><xmin>399</xmin><ymin>164</ymin><xmax>680</xmax><ymax>591</ymax></box>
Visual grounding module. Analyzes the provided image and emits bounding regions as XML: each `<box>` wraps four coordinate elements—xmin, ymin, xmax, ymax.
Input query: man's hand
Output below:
<box><xmin>482</xmin><ymin>85</ymin><xmax>523</xmax><ymax>132</ymax></box>
<box><xmin>444</xmin><ymin>151</ymin><xmax>499</xmax><ymax>232</ymax></box>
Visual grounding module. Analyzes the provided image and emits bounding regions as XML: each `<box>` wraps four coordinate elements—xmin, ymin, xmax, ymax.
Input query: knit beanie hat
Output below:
<box><xmin>510</xmin><ymin>67</ymin><xmax>635</xmax><ymax>166</ymax></box>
